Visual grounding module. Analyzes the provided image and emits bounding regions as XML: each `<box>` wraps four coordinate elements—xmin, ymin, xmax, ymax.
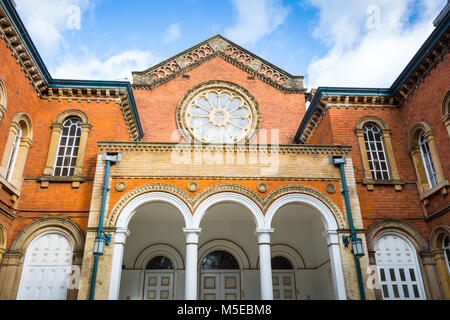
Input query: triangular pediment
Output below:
<box><xmin>132</xmin><ymin>35</ymin><xmax>304</xmax><ymax>93</ymax></box>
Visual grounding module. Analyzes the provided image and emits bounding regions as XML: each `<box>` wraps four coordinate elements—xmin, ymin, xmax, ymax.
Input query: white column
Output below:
<box><xmin>256</xmin><ymin>228</ymin><xmax>274</xmax><ymax>300</ymax></box>
<box><xmin>323</xmin><ymin>230</ymin><xmax>347</xmax><ymax>300</ymax></box>
<box><xmin>183</xmin><ymin>228</ymin><xmax>201</xmax><ymax>300</ymax></box>
<box><xmin>108</xmin><ymin>227</ymin><xmax>130</xmax><ymax>300</ymax></box>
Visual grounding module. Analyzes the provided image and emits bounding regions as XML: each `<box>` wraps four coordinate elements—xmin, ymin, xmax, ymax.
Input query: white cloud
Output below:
<box><xmin>306</xmin><ymin>0</ymin><xmax>447</xmax><ymax>88</ymax></box>
<box><xmin>15</xmin><ymin>0</ymin><xmax>91</xmax><ymax>54</ymax></box>
<box><xmin>51</xmin><ymin>49</ymin><xmax>161</xmax><ymax>81</ymax></box>
<box><xmin>225</xmin><ymin>0</ymin><xmax>290</xmax><ymax>45</ymax></box>
<box><xmin>163</xmin><ymin>23</ymin><xmax>181</xmax><ymax>43</ymax></box>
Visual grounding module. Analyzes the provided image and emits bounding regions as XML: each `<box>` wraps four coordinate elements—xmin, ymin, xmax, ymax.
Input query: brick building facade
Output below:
<box><xmin>0</xmin><ymin>0</ymin><xmax>448</xmax><ymax>300</ymax></box>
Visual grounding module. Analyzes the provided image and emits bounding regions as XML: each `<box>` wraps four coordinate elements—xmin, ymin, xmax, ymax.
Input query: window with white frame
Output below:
<box><xmin>363</xmin><ymin>122</ymin><xmax>390</xmax><ymax>180</ymax></box>
<box><xmin>418</xmin><ymin>132</ymin><xmax>438</xmax><ymax>188</ymax></box>
<box><xmin>54</xmin><ymin>117</ymin><xmax>82</xmax><ymax>177</ymax></box>
<box><xmin>444</xmin><ymin>235</ymin><xmax>450</xmax><ymax>274</ymax></box>
<box><xmin>6</xmin><ymin>126</ymin><xmax>22</xmax><ymax>182</ymax></box>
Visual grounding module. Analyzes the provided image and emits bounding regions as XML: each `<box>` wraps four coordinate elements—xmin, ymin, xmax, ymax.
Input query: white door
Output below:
<box><xmin>144</xmin><ymin>272</ymin><xmax>174</xmax><ymax>300</ymax></box>
<box><xmin>375</xmin><ymin>234</ymin><xmax>426</xmax><ymax>300</ymax></box>
<box><xmin>17</xmin><ymin>232</ymin><xmax>73</xmax><ymax>300</ymax></box>
<box><xmin>201</xmin><ymin>272</ymin><xmax>240</xmax><ymax>300</ymax></box>
<box><xmin>272</xmin><ymin>272</ymin><xmax>296</xmax><ymax>300</ymax></box>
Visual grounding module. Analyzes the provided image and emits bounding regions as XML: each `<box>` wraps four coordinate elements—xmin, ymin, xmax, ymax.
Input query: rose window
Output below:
<box><xmin>178</xmin><ymin>82</ymin><xmax>260</xmax><ymax>144</ymax></box>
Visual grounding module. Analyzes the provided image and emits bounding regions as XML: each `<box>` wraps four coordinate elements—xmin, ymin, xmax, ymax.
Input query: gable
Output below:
<box><xmin>132</xmin><ymin>35</ymin><xmax>304</xmax><ymax>94</ymax></box>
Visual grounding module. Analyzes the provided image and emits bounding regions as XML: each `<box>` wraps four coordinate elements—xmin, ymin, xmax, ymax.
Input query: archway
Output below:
<box><xmin>265</xmin><ymin>193</ymin><xmax>347</xmax><ymax>300</ymax></box>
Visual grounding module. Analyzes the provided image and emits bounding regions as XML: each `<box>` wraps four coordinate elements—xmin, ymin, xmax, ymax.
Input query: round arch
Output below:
<box><xmin>430</xmin><ymin>225</ymin><xmax>450</xmax><ymax>250</ymax></box>
<box><xmin>198</xmin><ymin>239</ymin><xmax>250</xmax><ymax>270</ymax></box>
<box><xmin>270</xmin><ymin>244</ymin><xmax>306</xmax><ymax>269</ymax></box>
<box><xmin>55</xmin><ymin>109</ymin><xmax>90</xmax><ymax>124</ymax></box>
<box><xmin>193</xmin><ymin>192</ymin><xmax>265</xmax><ymax>229</ymax></box>
<box><xmin>264</xmin><ymin>193</ymin><xmax>339</xmax><ymax>231</ymax></box>
<box><xmin>356</xmin><ymin>115</ymin><xmax>390</xmax><ymax>131</ymax></box>
<box><xmin>115</xmin><ymin>192</ymin><xmax>193</xmax><ymax>230</ymax></box>
<box><xmin>134</xmin><ymin>244</ymin><xmax>184</xmax><ymax>270</ymax></box>
<box><xmin>0</xmin><ymin>223</ymin><xmax>6</xmax><ymax>251</ymax></box>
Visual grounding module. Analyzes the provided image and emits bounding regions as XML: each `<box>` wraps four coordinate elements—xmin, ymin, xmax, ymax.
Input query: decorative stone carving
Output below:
<box><xmin>325</xmin><ymin>183</ymin><xmax>336</xmax><ymax>194</ymax></box>
<box><xmin>187</xmin><ymin>181</ymin><xmax>199</xmax><ymax>193</ymax></box>
<box><xmin>115</xmin><ymin>181</ymin><xmax>127</xmax><ymax>192</ymax></box>
<box><xmin>257</xmin><ymin>182</ymin><xmax>269</xmax><ymax>193</ymax></box>
<box><xmin>176</xmin><ymin>80</ymin><xmax>261</xmax><ymax>144</ymax></box>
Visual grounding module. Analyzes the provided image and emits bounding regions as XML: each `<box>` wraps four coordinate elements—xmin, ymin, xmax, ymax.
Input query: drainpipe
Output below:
<box><xmin>330</xmin><ymin>156</ymin><xmax>366</xmax><ymax>300</ymax></box>
<box><xmin>89</xmin><ymin>153</ymin><xmax>121</xmax><ymax>300</ymax></box>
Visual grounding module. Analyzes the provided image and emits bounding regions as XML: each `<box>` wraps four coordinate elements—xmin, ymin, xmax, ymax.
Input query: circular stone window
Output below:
<box><xmin>177</xmin><ymin>81</ymin><xmax>261</xmax><ymax>144</ymax></box>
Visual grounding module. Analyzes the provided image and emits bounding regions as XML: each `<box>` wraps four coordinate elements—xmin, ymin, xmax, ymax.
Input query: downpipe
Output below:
<box><xmin>89</xmin><ymin>153</ymin><xmax>121</xmax><ymax>300</ymax></box>
<box><xmin>330</xmin><ymin>156</ymin><xmax>366</xmax><ymax>300</ymax></box>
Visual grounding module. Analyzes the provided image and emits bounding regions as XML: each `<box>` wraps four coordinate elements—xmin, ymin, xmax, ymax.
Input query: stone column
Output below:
<box><xmin>108</xmin><ymin>228</ymin><xmax>130</xmax><ymax>300</ymax></box>
<box><xmin>432</xmin><ymin>249</ymin><xmax>450</xmax><ymax>299</ymax></box>
<box><xmin>73</xmin><ymin>123</ymin><xmax>92</xmax><ymax>177</ymax></box>
<box><xmin>323</xmin><ymin>230</ymin><xmax>347</xmax><ymax>300</ymax></box>
<box><xmin>43</xmin><ymin>124</ymin><xmax>63</xmax><ymax>176</ymax></box>
<box><xmin>184</xmin><ymin>228</ymin><xmax>201</xmax><ymax>300</ymax></box>
<box><xmin>256</xmin><ymin>228</ymin><xmax>274</xmax><ymax>300</ymax></box>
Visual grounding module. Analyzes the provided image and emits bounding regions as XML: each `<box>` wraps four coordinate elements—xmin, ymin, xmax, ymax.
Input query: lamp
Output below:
<box><xmin>343</xmin><ymin>235</ymin><xmax>365</xmax><ymax>257</ymax></box>
<box><xmin>93</xmin><ymin>233</ymin><xmax>112</xmax><ymax>256</ymax></box>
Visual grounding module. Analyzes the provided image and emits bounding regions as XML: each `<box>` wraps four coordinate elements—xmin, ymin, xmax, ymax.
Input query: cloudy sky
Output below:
<box><xmin>14</xmin><ymin>0</ymin><xmax>447</xmax><ymax>89</ymax></box>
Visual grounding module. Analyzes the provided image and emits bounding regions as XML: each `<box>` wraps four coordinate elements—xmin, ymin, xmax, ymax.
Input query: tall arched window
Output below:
<box><xmin>355</xmin><ymin>116</ymin><xmax>402</xmax><ymax>191</ymax></box>
<box><xmin>363</xmin><ymin>122</ymin><xmax>390</xmax><ymax>180</ymax></box>
<box><xmin>40</xmin><ymin>110</ymin><xmax>91</xmax><ymax>188</ymax></box>
<box><xmin>444</xmin><ymin>235</ymin><xmax>450</xmax><ymax>274</ymax></box>
<box><xmin>0</xmin><ymin>113</ymin><xmax>32</xmax><ymax>196</ymax></box>
<box><xmin>54</xmin><ymin>117</ymin><xmax>82</xmax><ymax>177</ymax></box>
<box><xmin>374</xmin><ymin>234</ymin><xmax>426</xmax><ymax>300</ymax></box>
<box><xmin>6</xmin><ymin>126</ymin><xmax>22</xmax><ymax>181</ymax></box>
<box><xmin>0</xmin><ymin>79</ymin><xmax>6</xmax><ymax>122</ymax></box>
<box><xmin>408</xmin><ymin>122</ymin><xmax>447</xmax><ymax>200</ymax></box>
<box><xmin>418</xmin><ymin>132</ymin><xmax>438</xmax><ymax>188</ymax></box>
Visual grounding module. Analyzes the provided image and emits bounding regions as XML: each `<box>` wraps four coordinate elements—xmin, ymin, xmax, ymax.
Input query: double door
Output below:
<box><xmin>143</xmin><ymin>272</ymin><xmax>174</xmax><ymax>300</ymax></box>
<box><xmin>200</xmin><ymin>272</ymin><xmax>240</xmax><ymax>300</ymax></box>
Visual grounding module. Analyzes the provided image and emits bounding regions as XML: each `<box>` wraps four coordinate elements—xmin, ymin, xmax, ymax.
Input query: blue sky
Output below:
<box><xmin>14</xmin><ymin>0</ymin><xmax>447</xmax><ymax>89</ymax></box>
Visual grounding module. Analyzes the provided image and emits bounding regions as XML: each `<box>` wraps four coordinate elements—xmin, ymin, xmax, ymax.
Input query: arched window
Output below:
<box><xmin>0</xmin><ymin>113</ymin><xmax>32</xmax><ymax>196</ymax></box>
<box><xmin>201</xmin><ymin>251</ymin><xmax>239</xmax><ymax>270</ymax></box>
<box><xmin>0</xmin><ymin>79</ymin><xmax>6</xmax><ymax>122</ymax></box>
<box><xmin>355</xmin><ymin>116</ymin><xmax>402</xmax><ymax>190</ymax></box>
<box><xmin>408</xmin><ymin>122</ymin><xmax>447</xmax><ymax>199</ymax></box>
<box><xmin>374</xmin><ymin>234</ymin><xmax>426</xmax><ymax>300</ymax></box>
<box><xmin>418</xmin><ymin>132</ymin><xmax>438</xmax><ymax>188</ymax></box>
<box><xmin>271</xmin><ymin>256</ymin><xmax>293</xmax><ymax>270</ymax></box>
<box><xmin>444</xmin><ymin>235</ymin><xmax>450</xmax><ymax>274</ymax></box>
<box><xmin>40</xmin><ymin>110</ymin><xmax>91</xmax><ymax>188</ymax></box>
<box><xmin>146</xmin><ymin>256</ymin><xmax>174</xmax><ymax>270</ymax></box>
<box><xmin>6</xmin><ymin>126</ymin><xmax>22</xmax><ymax>182</ymax></box>
<box><xmin>363</xmin><ymin>122</ymin><xmax>390</xmax><ymax>180</ymax></box>
<box><xmin>54</xmin><ymin>117</ymin><xmax>82</xmax><ymax>177</ymax></box>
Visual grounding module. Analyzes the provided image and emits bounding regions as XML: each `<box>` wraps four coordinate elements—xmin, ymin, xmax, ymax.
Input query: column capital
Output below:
<box><xmin>255</xmin><ymin>228</ymin><xmax>274</xmax><ymax>244</ymax></box>
<box><xmin>322</xmin><ymin>230</ymin><xmax>339</xmax><ymax>245</ymax></box>
<box><xmin>115</xmin><ymin>227</ymin><xmax>130</xmax><ymax>244</ymax></box>
<box><xmin>183</xmin><ymin>228</ymin><xmax>202</xmax><ymax>244</ymax></box>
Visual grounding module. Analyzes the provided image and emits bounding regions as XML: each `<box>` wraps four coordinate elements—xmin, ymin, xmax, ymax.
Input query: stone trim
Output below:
<box><xmin>442</xmin><ymin>90</ymin><xmax>450</xmax><ymax>137</ymax></box>
<box><xmin>0</xmin><ymin>78</ymin><xmax>6</xmax><ymax>122</ymax></box>
<box><xmin>132</xmin><ymin>35</ymin><xmax>304</xmax><ymax>93</ymax></box>
<box><xmin>299</xmin><ymin>95</ymin><xmax>397</xmax><ymax>144</ymax></box>
<box><xmin>197</xmin><ymin>239</ymin><xmax>250</xmax><ymax>270</ymax></box>
<box><xmin>98</xmin><ymin>141</ymin><xmax>352</xmax><ymax>155</ymax></box>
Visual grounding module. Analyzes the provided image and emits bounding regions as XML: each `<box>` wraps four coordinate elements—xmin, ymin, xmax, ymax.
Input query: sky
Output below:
<box><xmin>14</xmin><ymin>0</ymin><xmax>447</xmax><ymax>89</ymax></box>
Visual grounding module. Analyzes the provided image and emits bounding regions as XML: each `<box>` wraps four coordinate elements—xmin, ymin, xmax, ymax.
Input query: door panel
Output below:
<box><xmin>272</xmin><ymin>272</ymin><xmax>296</xmax><ymax>300</ymax></box>
<box><xmin>144</xmin><ymin>273</ymin><xmax>174</xmax><ymax>300</ymax></box>
<box><xmin>201</xmin><ymin>272</ymin><xmax>240</xmax><ymax>300</ymax></box>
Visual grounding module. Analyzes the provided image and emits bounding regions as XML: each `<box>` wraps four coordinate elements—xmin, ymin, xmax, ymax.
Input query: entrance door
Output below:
<box><xmin>272</xmin><ymin>272</ymin><xmax>295</xmax><ymax>300</ymax></box>
<box><xmin>17</xmin><ymin>232</ymin><xmax>73</xmax><ymax>300</ymax></box>
<box><xmin>144</xmin><ymin>273</ymin><xmax>174</xmax><ymax>300</ymax></box>
<box><xmin>143</xmin><ymin>256</ymin><xmax>175</xmax><ymax>300</ymax></box>
<box><xmin>201</xmin><ymin>272</ymin><xmax>240</xmax><ymax>300</ymax></box>
<box><xmin>375</xmin><ymin>234</ymin><xmax>426</xmax><ymax>300</ymax></box>
<box><xmin>271</xmin><ymin>256</ymin><xmax>296</xmax><ymax>300</ymax></box>
<box><xmin>200</xmin><ymin>251</ymin><xmax>241</xmax><ymax>300</ymax></box>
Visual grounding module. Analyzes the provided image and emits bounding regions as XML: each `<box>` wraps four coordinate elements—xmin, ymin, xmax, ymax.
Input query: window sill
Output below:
<box><xmin>0</xmin><ymin>175</ymin><xmax>21</xmax><ymax>202</ymax></box>
<box><xmin>420</xmin><ymin>180</ymin><xmax>449</xmax><ymax>202</ymax></box>
<box><xmin>37</xmin><ymin>175</ymin><xmax>87</xmax><ymax>189</ymax></box>
<box><xmin>362</xmin><ymin>179</ymin><xmax>405</xmax><ymax>191</ymax></box>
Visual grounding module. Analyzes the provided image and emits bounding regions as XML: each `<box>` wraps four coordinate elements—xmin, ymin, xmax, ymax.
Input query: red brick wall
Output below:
<box><xmin>309</xmin><ymin>110</ymin><xmax>334</xmax><ymax>145</ymax></box>
<box><xmin>134</xmin><ymin>57</ymin><xmax>306</xmax><ymax>145</ymax></box>
<box><xmin>399</xmin><ymin>53</ymin><xmax>450</xmax><ymax>232</ymax></box>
